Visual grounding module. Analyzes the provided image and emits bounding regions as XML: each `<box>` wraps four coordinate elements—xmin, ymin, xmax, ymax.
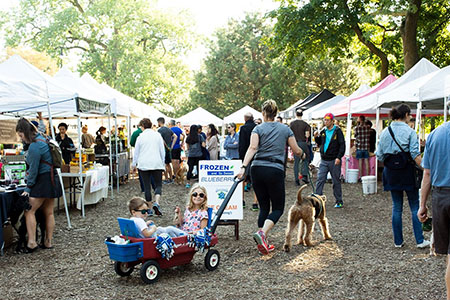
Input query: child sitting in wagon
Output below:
<box><xmin>128</xmin><ymin>197</ymin><xmax>186</xmax><ymax>238</ymax></box>
<box><xmin>174</xmin><ymin>184</ymin><xmax>209</xmax><ymax>234</ymax></box>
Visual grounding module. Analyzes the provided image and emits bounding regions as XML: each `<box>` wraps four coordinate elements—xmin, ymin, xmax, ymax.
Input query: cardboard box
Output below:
<box><xmin>70</xmin><ymin>166</ymin><xmax>80</xmax><ymax>173</ymax></box>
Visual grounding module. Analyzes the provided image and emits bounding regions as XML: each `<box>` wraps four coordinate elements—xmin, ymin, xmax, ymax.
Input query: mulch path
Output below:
<box><xmin>0</xmin><ymin>163</ymin><xmax>445</xmax><ymax>299</ymax></box>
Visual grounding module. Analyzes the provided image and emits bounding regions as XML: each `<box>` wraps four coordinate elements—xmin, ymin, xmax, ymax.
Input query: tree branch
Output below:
<box><xmin>68</xmin><ymin>0</ymin><xmax>85</xmax><ymax>14</ymax></box>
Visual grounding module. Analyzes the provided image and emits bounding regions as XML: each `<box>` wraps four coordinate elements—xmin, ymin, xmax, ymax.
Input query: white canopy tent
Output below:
<box><xmin>0</xmin><ymin>56</ymin><xmax>114</xmax><ymax>220</ymax></box>
<box><xmin>0</xmin><ymin>77</ymin><xmax>50</xmax><ymax>113</ymax></box>
<box><xmin>177</xmin><ymin>107</ymin><xmax>223</xmax><ymax>127</ymax></box>
<box><xmin>223</xmin><ymin>105</ymin><xmax>262</xmax><ymax>124</ymax></box>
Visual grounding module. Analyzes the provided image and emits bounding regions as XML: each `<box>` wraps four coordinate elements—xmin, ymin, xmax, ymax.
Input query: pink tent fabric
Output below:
<box><xmin>330</xmin><ymin>75</ymin><xmax>397</xmax><ymax>117</ymax></box>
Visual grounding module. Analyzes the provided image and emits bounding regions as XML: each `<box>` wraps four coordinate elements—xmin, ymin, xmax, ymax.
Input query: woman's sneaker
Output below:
<box><xmin>253</xmin><ymin>230</ymin><xmax>269</xmax><ymax>255</ymax></box>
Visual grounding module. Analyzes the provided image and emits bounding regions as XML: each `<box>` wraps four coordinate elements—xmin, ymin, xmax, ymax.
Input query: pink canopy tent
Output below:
<box><xmin>331</xmin><ymin>75</ymin><xmax>397</xmax><ymax>118</ymax></box>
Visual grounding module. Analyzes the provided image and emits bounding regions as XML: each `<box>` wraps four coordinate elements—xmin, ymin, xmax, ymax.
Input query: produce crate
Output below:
<box><xmin>105</xmin><ymin>241</ymin><xmax>143</xmax><ymax>262</ymax></box>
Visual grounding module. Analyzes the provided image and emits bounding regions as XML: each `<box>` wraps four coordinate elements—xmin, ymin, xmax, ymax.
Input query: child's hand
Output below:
<box><xmin>146</xmin><ymin>220</ymin><xmax>155</xmax><ymax>226</ymax></box>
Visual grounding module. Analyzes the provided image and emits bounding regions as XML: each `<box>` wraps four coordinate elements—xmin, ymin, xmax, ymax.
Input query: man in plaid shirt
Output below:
<box><xmin>354</xmin><ymin>115</ymin><xmax>370</xmax><ymax>177</ymax></box>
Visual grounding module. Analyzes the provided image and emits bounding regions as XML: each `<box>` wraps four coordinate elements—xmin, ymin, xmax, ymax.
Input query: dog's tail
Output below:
<box><xmin>296</xmin><ymin>184</ymin><xmax>308</xmax><ymax>205</ymax></box>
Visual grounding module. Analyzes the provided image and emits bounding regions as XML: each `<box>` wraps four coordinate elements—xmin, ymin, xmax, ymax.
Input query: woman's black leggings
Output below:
<box><xmin>251</xmin><ymin>166</ymin><xmax>285</xmax><ymax>228</ymax></box>
<box><xmin>187</xmin><ymin>156</ymin><xmax>201</xmax><ymax>180</ymax></box>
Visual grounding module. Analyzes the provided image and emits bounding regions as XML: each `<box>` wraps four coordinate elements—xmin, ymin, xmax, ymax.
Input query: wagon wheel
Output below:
<box><xmin>114</xmin><ymin>261</ymin><xmax>134</xmax><ymax>277</ymax></box>
<box><xmin>204</xmin><ymin>249</ymin><xmax>220</xmax><ymax>271</ymax></box>
<box><xmin>140</xmin><ymin>260</ymin><xmax>161</xmax><ymax>284</ymax></box>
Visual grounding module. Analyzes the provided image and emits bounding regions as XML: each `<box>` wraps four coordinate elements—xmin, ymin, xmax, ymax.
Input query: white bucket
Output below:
<box><xmin>362</xmin><ymin>175</ymin><xmax>377</xmax><ymax>194</ymax></box>
<box><xmin>347</xmin><ymin>169</ymin><xmax>359</xmax><ymax>183</ymax></box>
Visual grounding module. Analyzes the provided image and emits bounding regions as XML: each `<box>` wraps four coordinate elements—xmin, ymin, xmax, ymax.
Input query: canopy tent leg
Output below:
<box><xmin>47</xmin><ymin>102</ymin><xmax>71</xmax><ymax>228</ymax></box>
<box><xmin>445</xmin><ymin>96</ymin><xmax>448</xmax><ymax>123</ymax></box>
<box><xmin>114</xmin><ymin>116</ymin><xmax>119</xmax><ymax>193</ymax></box>
<box><xmin>345</xmin><ymin>113</ymin><xmax>352</xmax><ymax>182</ymax></box>
<box><xmin>375</xmin><ymin>107</ymin><xmax>380</xmax><ymax>194</ymax></box>
<box><xmin>107</xmin><ymin>110</ymin><xmax>114</xmax><ymax>200</ymax></box>
<box><xmin>76</xmin><ymin>114</ymin><xmax>85</xmax><ymax>218</ymax></box>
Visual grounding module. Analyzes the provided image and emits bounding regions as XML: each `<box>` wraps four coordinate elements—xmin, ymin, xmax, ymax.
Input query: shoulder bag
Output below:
<box><xmin>386</xmin><ymin>126</ymin><xmax>423</xmax><ymax>189</ymax></box>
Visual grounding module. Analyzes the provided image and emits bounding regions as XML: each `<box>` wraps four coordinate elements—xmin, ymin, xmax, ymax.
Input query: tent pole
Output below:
<box><xmin>375</xmin><ymin>107</ymin><xmax>380</xmax><ymax>194</ymax></box>
<box><xmin>77</xmin><ymin>114</ymin><xmax>85</xmax><ymax>218</ymax></box>
<box><xmin>47</xmin><ymin>101</ymin><xmax>71</xmax><ymax>228</ymax></box>
<box><xmin>115</xmin><ymin>115</ymin><xmax>119</xmax><ymax>193</ymax></box>
<box><xmin>345</xmin><ymin>113</ymin><xmax>352</xmax><ymax>183</ymax></box>
<box><xmin>107</xmin><ymin>108</ymin><xmax>113</xmax><ymax>199</ymax></box>
<box><xmin>445</xmin><ymin>96</ymin><xmax>448</xmax><ymax>123</ymax></box>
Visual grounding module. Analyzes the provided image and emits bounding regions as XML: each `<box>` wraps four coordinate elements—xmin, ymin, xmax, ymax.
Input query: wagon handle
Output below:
<box><xmin>209</xmin><ymin>167</ymin><xmax>248</xmax><ymax>234</ymax></box>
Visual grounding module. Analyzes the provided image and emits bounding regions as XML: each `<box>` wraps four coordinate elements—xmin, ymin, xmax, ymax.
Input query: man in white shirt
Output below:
<box><xmin>132</xmin><ymin>118</ymin><xmax>165</xmax><ymax>216</ymax></box>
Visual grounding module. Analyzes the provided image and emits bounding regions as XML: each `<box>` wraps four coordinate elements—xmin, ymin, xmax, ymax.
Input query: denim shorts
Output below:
<box><xmin>356</xmin><ymin>149</ymin><xmax>369</xmax><ymax>159</ymax></box>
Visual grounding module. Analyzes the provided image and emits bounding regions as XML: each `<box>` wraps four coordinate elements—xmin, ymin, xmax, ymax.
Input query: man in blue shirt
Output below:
<box><xmin>314</xmin><ymin>113</ymin><xmax>346</xmax><ymax>208</ymax></box>
<box><xmin>418</xmin><ymin>121</ymin><xmax>450</xmax><ymax>300</ymax></box>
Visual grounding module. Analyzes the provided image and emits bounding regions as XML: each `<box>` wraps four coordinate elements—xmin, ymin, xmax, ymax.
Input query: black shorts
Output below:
<box><xmin>171</xmin><ymin>148</ymin><xmax>181</xmax><ymax>160</ymax></box>
<box><xmin>29</xmin><ymin>171</ymin><xmax>63</xmax><ymax>198</ymax></box>
<box><xmin>165</xmin><ymin>149</ymin><xmax>172</xmax><ymax>164</ymax></box>
<box><xmin>432</xmin><ymin>187</ymin><xmax>450</xmax><ymax>254</ymax></box>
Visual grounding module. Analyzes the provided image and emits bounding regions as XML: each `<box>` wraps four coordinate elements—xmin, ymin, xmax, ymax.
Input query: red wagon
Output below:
<box><xmin>105</xmin><ymin>174</ymin><xmax>244</xmax><ymax>284</ymax></box>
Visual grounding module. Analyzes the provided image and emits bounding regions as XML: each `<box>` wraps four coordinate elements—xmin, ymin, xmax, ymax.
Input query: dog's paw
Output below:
<box><xmin>283</xmin><ymin>244</ymin><xmax>291</xmax><ymax>252</ymax></box>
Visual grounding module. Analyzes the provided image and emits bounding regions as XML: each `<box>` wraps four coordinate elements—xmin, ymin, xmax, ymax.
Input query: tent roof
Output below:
<box><xmin>177</xmin><ymin>107</ymin><xmax>222</xmax><ymax>126</ymax></box>
<box><xmin>223</xmin><ymin>105</ymin><xmax>262</xmax><ymax>124</ymax></box>
<box><xmin>0</xmin><ymin>55</ymin><xmax>78</xmax><ymax>111</ymax></box>
<box><xmin>280</xmin><ymin>93</ymin><xmax>317</xmax><ymax>118</ymax></box>
<box><xmin>375</xmin><ymin>58</ymin><xmax>440</xmax><ymax>109</ymax></box>
<box><xmin>303</xmin><ymin>95</ymin><xmax>346</xmax><ymax>120</ymax></box>
<box><xmin>0</xmin><ymin>76</ymin><xmax>49</xmax><ymax>114</ymax></box>
<box><xmin>297</xmin><ymin>89</ymin><xmax>335</xmax><ymax>111</ymax></box>
<box><xmin>80</xmin><ymin>73</ymin><xmax>130</xmax><ymax>117</ymax></box>
<box><xmin>330</xmin><ymin>75</ymin><xmax>397</xmax><ymax>117</ymax></box>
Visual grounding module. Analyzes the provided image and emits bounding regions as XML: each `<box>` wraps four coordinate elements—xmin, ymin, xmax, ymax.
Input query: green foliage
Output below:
<box><xmin>2</xmin><ymin>0</ymin><xmax>195</xmax><ymax>113</ymax></box>
<box><xmin>268</xmin><ymin>0</ymin><xmax>450</xmax><ymax>79</ymax></box>
<box><xmin>190</xmin><ymin>13</ymin><xmax>361</xmax><ymax>118</ymax></box>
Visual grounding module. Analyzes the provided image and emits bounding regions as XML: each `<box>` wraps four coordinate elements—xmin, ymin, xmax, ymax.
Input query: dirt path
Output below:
<box><xmin>0</xmin><ymin>164</ymin><xmax>444</xmax><ymax>299</ymax></box>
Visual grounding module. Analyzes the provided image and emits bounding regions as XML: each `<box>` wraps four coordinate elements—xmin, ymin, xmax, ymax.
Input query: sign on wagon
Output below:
<box><xmin>199</xmin><ymin>160</ymin><xmax>243</xmax><ymax>220</ymax></box>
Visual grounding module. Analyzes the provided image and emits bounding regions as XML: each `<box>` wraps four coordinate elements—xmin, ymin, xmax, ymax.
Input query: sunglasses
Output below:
<box><xmin>192</xmin><ymin>192</ymin><xmax>205</xmax><ymax>198</ymax></box>
<box><xmin>135</xmin><ymin>209</ymin><xmax>152</xmax><ymax>214</ymax></box>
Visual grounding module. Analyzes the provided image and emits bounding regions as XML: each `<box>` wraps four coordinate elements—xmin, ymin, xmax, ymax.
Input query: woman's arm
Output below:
<box><xmin>24</xmin><ymin>143</ymin><xmax>41</xmax><ymax>193</ymax></box>
<box><xmin>287</xmin><ymin>136</ymin><xmax>304</xmax><ymax>157</ymax></box>
<box><xmin>237</xmin><ymin>133</ymin><xmax>259</xmax><ymax>179</ymax></box>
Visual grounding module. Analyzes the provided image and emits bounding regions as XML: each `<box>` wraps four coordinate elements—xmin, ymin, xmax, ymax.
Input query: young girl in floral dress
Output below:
<box><xmin>174</xmin><ymin>184</ymin><xmax>209</xmax><ymax>234</ymax></box>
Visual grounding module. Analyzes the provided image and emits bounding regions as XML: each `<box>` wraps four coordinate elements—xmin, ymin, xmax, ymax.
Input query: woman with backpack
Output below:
<box><xmin>16</xmin><ymin>118</ymin><xmax>62</xmax><ymax>253</ymax></box>
<box><xmin>185</xmin><ymin>124</ymin><xmax>206</xmax><ymax>188</ymax></box>
<box><xmin>376</xmin><ymin>104</ymin><xmax>429</xmax><ymax>249</ymax></box>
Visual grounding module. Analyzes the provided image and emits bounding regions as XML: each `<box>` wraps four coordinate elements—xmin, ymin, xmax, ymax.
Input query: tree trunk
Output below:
<box><xmin>400</xmin><ymin>0</ymin><xmax>422</xmax><ymax>72</ymax></box>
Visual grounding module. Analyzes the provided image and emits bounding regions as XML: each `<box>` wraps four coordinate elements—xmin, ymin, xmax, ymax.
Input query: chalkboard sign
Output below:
<box><xmin>0</xmin><ymin>120</ymin><xmax>20</xmax><ymax>144</ymax></box>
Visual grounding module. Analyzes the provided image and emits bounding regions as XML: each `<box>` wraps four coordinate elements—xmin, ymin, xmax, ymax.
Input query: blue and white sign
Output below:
<box><xmin>199</xmin><ymin>160</ymin><xmax>243</xmax><ymax>220</ymax></box>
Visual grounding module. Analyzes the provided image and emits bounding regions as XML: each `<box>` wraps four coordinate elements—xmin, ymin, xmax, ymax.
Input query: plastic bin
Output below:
<box><xmin>362</xmin><ymin>176</ymin><xmax>376</xmax><ymax>194</ymax></box>
<box><xmin>346</xmin><ymin>169</ymin><xmax>359</xmax><ymax>183</ymax></box>
<box><xmin>105</xmin><ymin>241</ymin><xmax>143</xmax><ymax>262</ymax></box>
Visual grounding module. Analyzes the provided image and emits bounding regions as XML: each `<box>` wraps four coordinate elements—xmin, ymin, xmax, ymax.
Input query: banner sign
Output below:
<box><xmin>89</xmin><ymin>166</ymin><xmax>109</xmax><ymax>193</ymax></box>
<box><xmin>77</xmin><ymin>98</ymin><xmax>110</xmax><ymax>115</ymax></box>
<box><xmin>199</xmin><ymin>160</ymin><xmax>243</xmax><ymax>220</ymax></box>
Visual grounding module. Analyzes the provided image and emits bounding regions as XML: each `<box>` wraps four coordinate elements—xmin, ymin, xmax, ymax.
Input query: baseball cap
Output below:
<box><xmin>31</xmin><ymin>120</ymin><xmax>39</xmax><ymax>127</ymax></box>
<box><xmin>324</xmin><ymin>113</ymin><xmax>334</xmax><ymax>120</ymax></box>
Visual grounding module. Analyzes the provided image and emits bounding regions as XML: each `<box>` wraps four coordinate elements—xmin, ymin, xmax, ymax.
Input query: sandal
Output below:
<box><xmin>24</xmin><ymin>245</ymin><xmax>39</xmax><ymax>254</ymax></box>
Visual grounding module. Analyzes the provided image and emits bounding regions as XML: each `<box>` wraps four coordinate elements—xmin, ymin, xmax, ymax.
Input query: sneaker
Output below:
<box><xmin>244</xmin><ymin>184</ymin><xmax>249</xmax><ymax>192</ymax></box>
<box><xmin>243</xmin><ymin>201</ymin><xmax>246</xmax><ymax>209</ymax></box>
<box><xmin>394</xmin><ymin>243</ymin><xmax>404</xmax><ymax>248</ymax></box>
<box><xmin>295</xmin><ymin>180</ymin><xmax>300</xmax><ymax>186</ymax></box>
<box><xmin>417</xmin><ymin>240</ymin><xmax>431</xmax><ymax>248</ymax></box>
<box><xmin>334</xmin><ymin>203</ymin><xmax>343</xmax><ymax>208</ymax></box>
<box><xmin>253</xmin><ymin>230</ymin><xmax>269</xmax><ymax>255</ymax></box>
<box><xmin>302</xmin><ymin>177</ymin><xmax>310</xmax><ymax>184</ymax></box>
<box><xmin>152</xmin><ymin>203</ymin><xmax>163</xmax><ymax>216</ymax></box>
<box><xmin>185</xmin><ymin>183</ymin><xmax>191</xmax><ymax>188</ymax></box>
<box><xmin>267</xmin><ymin>244</ymin><xmax>275</xmax><ymax>252</ymax></box>
<box><xmin>252</xmin><ymin>203</ymin><xmax>259</xmax><ymax>211</ymax></box>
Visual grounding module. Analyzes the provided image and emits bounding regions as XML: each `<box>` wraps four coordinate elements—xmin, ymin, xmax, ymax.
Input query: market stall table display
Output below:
<box><xmin>60</xmin><ymin>165</ymin><xmax>109</xmax><ymax>217</ymax></box>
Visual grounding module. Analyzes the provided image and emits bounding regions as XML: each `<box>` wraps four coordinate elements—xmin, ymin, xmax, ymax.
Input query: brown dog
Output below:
<box><xmin>174</xmin><ymin>162</ymin><xmax>187</xmax><ymax>185</ymax></box>
<box><xmin>283</xmin><ymin>185</ymin><xmax>332</xmax><ymax>252</ymax></box>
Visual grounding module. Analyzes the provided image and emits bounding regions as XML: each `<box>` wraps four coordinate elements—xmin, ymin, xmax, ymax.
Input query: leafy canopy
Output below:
<box><xmin>2</xmin><ymin>0</ymin><xmax>196</xmax><ymax>113</ymax></box>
